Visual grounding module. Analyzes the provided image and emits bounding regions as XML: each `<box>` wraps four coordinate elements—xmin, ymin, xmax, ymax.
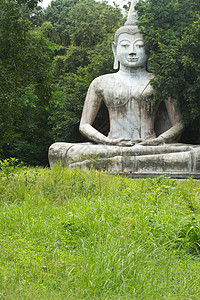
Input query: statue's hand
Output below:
<box><xmin>108</xmin><ymin>138</ymin><xmax>146</xmax><ymax>147</ymax></box>
<box><xmin>109</xmin><ymin>138</ymin><xmax>135</xmax><ymax>147</ymax></box>
<box><xmin>139</xmin><ymin>136</ymin><xmax>164</xmax><ymax>146</ymax></box>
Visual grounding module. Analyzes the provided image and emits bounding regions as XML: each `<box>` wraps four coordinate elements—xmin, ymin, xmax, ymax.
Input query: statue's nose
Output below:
<box><xmin>129</xmin><ymin>51</ymin><xmax>136</xmax><ymax>57</ymax></box>
<box><xmin>129</xmin><ymin>44</ymin><xmax>136</xmax><ymax>56</ymax></box>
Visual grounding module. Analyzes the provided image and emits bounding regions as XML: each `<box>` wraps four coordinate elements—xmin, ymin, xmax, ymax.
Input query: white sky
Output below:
<box><xmin>40</xmin><ymin>0</ymin><xmax>51</xmax><ymax>8</ymax></box>
<box><xmin>40</xmin><ymin>0</ymin><xmax>128</xmax><ymax>9</ymax></box>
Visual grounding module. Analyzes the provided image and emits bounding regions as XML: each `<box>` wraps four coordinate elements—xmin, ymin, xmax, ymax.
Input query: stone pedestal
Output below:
<box><xmin>48</xmin><ymin>142</ymin><xmax>200</xmax><ymax>176</ymax></box>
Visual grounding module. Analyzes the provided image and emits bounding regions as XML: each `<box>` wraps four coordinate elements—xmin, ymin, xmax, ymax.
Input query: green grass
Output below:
<box><xmin>0</xmin><ymin>164</ymin><xmax>200</xmax><ymax>299</ymax></box>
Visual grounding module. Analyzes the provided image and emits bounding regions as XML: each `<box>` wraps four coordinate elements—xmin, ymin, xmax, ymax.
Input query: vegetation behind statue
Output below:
<box><xmin>136</xmin><ymin>0</ymin><xmax>200</xmax><ymax>143</ymax></box>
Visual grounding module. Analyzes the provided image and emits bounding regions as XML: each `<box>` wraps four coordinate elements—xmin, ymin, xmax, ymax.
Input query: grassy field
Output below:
<box><xmin>0</xmin><ymin>162</ymin><xmax>200</xmax><ymax>299</ymax></box>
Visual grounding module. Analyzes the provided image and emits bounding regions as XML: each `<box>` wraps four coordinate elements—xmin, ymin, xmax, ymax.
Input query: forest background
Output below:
<box><xmin>0</xmin><ymin>0</ymin><xmax>200</xmax><ymax>166</ymax></box>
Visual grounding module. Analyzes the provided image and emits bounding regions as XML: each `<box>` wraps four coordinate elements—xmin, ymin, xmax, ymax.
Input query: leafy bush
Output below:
<box><xmin>0</xmin><ymin>157</ymin><xmax>24</xmax><ymax>179</ymax></box>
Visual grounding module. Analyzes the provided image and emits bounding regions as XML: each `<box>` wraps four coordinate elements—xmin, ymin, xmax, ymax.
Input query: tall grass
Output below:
<box><xmin>0</xmin><ymin>163</ymin><xmax>200</xmax><ymax>299</ymax></box>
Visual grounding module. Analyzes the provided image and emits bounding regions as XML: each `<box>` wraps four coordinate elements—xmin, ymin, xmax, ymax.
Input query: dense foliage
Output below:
<box><xmin>136</xmin><ymin>0</ymin><xmax>200</xmax><ymax>143</ymax></box>
<box><xmin>41</xmin><ymin>0</ymin><xmax>79</xmax><ymax>46</ymax></box>
<box><xmin>0</xmin><ymin>0</ymin><xmax>53</xmax><ymax>165</ymax></box>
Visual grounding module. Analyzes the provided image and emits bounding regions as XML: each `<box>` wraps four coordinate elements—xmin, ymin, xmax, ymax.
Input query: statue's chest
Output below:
<box><xmin>101</xmin><ymin>83</ymin><xmax>135</xmax><ymax>107</ymax></box>
<box><xmin>101</xmin><ymin>83</ymin><xmax>155</xmax><ymax>115</ymax></box>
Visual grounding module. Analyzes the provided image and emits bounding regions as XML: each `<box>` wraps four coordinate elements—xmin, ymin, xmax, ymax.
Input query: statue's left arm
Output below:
<box><xmin>160</xmin><ymin>98</ymin><xmax>184</xmax><ymax>143</ymax></box>
<box><xmin>141</xmin><ymin>98</ymin><xmax>184</xmax><ymax>146</ymax></box>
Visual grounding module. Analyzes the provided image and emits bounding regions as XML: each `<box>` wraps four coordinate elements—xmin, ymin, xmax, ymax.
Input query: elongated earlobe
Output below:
<box><xmin>113</xmin><ymin>58</ymin><xmax>119</xmax><ymax>70</ymax></box>
<box><xmin>112</xmin><ymin>41</ymin><xmax>119</xmax><ymax>70</ymax></box>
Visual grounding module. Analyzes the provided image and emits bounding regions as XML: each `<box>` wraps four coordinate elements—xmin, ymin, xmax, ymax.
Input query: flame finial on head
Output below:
<box><xmin>114</xmin><ymin>0</ymin><xmax>144</xmax><ymax>43</ymax></box>
<box><xmin>125</xmin><ymin>0</ymin><xmax>143</xmax><ymax>26</ymax></box>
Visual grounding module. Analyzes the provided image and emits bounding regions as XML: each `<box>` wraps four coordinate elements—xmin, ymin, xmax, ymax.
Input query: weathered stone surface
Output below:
<box><xmin>49</xmin><ymin>142</ymin><xmax>200</xmax><ymax>174</ymax></box>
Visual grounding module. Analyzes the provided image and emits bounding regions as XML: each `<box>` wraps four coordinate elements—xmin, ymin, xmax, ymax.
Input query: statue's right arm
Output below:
<box><xmin>79</xmin><ymin>81</ymin><xmax>134</xmax><ymax>146</ymax></box>
<box><xmin>80</xmin><ymin>80</ymin><xmax>136</xmax><ymax>146</ymax></box>
<box><xmin>79</xmin><ymin>81</ymin><xmax>112</xmax><ymax>145</ymax></box>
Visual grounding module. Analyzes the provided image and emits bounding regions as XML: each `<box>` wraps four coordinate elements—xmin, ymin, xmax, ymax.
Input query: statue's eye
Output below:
<box><xmin>136</xmin><ymin>43</ymin><xmax>145</xmax><ymax>48</ymax></box>
<box><xmin>120</xmin><ymin>42</ymin><xmax>130</xmax><ymax>48</ymax></box>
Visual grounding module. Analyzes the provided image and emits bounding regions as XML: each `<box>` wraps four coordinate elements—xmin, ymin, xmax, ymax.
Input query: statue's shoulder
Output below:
<box><xmin>90</xmin><ymin>73</ymin><xmax>118</xmax><ymax>89</ymax></box>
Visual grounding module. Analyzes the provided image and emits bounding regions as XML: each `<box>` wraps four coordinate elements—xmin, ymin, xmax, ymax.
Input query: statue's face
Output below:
<box><xmin>115</xmin><ymin>32</ymin><xmax>148</xmax><ymax>68</ymax></box>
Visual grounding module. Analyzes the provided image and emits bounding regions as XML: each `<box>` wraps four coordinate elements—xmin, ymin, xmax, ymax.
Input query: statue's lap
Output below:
<box><xmin>48</xmin><ymin>142</ymin><xmax>200</xmax><ymax>173</ymax></box>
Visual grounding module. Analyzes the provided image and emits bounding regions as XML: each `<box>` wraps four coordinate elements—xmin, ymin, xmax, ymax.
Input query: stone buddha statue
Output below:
<box><xmin>79</xmin><ymin>0</ymin><xmax>183</xmax><ymax>147</ymax></box>
<box><xmin>48</xmin><ymin>0</ymin><xmax>200</xmax><ymax>175</ymax></box>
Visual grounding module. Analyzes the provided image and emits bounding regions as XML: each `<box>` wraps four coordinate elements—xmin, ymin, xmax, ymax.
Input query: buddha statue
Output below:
<box><xmin>79</xmin><ymin>0</ymin><xmax>183</xmax><ymax>147</ymax></box>
<box><xmin>48</xmin><ymin>0</ymin><xmax>200</xmax><ymax>175</ymax></box>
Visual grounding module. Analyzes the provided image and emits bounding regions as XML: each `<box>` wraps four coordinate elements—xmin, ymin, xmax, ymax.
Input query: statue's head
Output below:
<box><xmin>112</xmin><ymin>0</ymin><xmax>147</xmax><ymax>70</ymax></box>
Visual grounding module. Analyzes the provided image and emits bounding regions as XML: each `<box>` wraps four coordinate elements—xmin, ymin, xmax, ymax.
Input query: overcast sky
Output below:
<box><xmin>40</xmin><ymin>0</ymin><xmax>128</xmax><ymax>9</ymax></box>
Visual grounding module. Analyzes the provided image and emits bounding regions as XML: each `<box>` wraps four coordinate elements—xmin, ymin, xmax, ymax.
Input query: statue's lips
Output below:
<box><xmin>127</xmin><ymin>57</ymin><xmax>138</xmax><ymax>62</ymax></box>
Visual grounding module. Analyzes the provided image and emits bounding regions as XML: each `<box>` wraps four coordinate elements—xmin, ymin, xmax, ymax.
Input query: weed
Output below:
<box><xmin>176</xmin><ymin>216</ymin><xmax>200</xmax><ymax>255</ymax></box>
<box><xmin>0</xmin><ymin>157</ymin><xmax>24</xmax><ymax>179</ymax></box>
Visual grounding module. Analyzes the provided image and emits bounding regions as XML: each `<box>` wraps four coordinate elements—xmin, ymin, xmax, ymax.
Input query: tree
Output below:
<box><xmin>42</xmin><ymin>0</ymin><xmax>80</xmax><ymax>46</ymax></box>
<box><xmin>0</xmin><ymin>0</ymin><xmax>30</xmax><ymax>146</ymax></box>
<box><xmin>68</xmin><ymin>0</ymin><xmax>123</xmax><ymax>48</ymax></box>
<box><xmin>0</xmin><ymin>0</ymin><xmax>53</xmax><ymax>164</ymax></box>
<box><xmin>136</xmin><ymin>0</ymin><xmax>200</xmax><ymax>142</ymax></box>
